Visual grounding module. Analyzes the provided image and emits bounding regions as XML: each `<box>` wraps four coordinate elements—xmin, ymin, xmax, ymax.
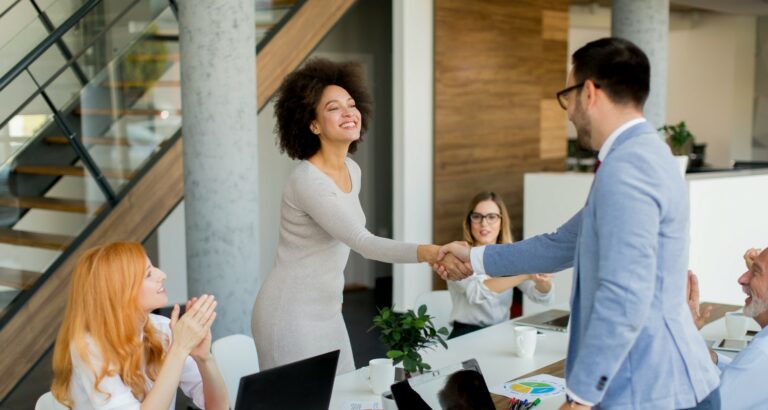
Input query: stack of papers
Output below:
<box><xmin>490</xmin><ymin>374</ymin><xmax>566</xmax><ymax>401</ymax></box>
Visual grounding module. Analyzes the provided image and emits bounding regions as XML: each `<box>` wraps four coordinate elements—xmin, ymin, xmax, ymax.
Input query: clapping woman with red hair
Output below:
<box><xmin>51</xmin><ymin>242</ymin><xmax>229</xmax><ymax>409</ymax></box>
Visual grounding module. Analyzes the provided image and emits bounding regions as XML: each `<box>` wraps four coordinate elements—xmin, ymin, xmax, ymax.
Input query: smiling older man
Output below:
<box><xmin>689</xmin><ymin>247</ymin><xmax>768</xmax><ymax>409</ymax></box>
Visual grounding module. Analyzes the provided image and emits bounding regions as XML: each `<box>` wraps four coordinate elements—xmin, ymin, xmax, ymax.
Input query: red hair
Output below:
<box><xmin>51</xmin><ymin>242</ymin><xmax>166</xmax><ymax>407</ymax></box>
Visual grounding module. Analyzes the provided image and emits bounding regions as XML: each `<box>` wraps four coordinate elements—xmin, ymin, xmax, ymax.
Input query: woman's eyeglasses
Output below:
<box><xmin>469</xmin><ymin>212</ymin><xmax>501</xmax><ymax>225</ymax></box>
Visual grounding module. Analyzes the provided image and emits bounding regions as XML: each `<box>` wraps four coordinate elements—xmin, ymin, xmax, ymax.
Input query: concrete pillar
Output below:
<box><xmin>178</xmin><ymin>0</ymin><xmax>259</xmax><ymax>337</ymax></box>
<box><xmin>612</xmin><ymin>0</ymin><xmax>669</xmax><ymax>128</ymax></box>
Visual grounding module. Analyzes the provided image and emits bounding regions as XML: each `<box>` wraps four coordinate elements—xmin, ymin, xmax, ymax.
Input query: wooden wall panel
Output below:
<box><xmin>434</xmin><ymin>0</ymin><xmax>569</xmax><ymax>265</ymax></box>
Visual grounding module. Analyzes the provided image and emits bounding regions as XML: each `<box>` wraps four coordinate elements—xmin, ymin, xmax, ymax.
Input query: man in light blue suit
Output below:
<box><xmin>437</xmin><ymin>38</ymin><xmax>720</xmax><ymax>409</ymax></box>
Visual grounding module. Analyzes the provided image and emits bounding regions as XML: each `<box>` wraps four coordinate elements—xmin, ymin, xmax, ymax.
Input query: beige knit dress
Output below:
<box><xmin>251</xmin><ymin>158</ymin><xmax>418</xmax><ymax>374</ymax></box>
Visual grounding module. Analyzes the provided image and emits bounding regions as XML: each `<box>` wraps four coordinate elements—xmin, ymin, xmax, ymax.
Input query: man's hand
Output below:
<box><xmin>437</xmin><ymin>241</ymin><xmax>471</xmax><ymax>263</ymax></box>
<box><xmin>559</xmin><ymin>402</ymin><xmax>591</xmax><ymax>410</ymax></box>
<box><xmin>686</xmin><ymin>270</ymin><xmax>711</xmax><ymax>330</ymax></box>
<box><xmin>432</xmin><ymin>241</ymin><xmax>473</xmax><ymax>280</ymax></box>
<box><xmin>433</xmin><ymin>253</ymin><xmax>473</xmax><ymax>281</ymax></box>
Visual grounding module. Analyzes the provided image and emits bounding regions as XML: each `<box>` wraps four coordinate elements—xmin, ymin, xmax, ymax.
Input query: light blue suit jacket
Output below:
<box><xmin>483</xmin><ymin>122</ymin><xmax>719</xmax><ymax>408</ymax></box>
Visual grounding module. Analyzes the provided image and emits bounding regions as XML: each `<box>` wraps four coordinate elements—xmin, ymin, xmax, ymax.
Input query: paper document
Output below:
<box><xmin>344</xmin><ymin>401</ymin><xmax>382</xmax><ymax>410</ymax></box>
<box><xmin>490</xmin><ymin>374</ymin><xmax>566</xmax><ymax>401</ymax></box>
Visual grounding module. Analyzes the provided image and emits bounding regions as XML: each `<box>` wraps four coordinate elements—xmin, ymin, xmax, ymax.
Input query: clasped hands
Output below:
<box><xmin>419</xmin><ymin>241</ymin><xmax>475</xmax><ymax>281</ymax></box>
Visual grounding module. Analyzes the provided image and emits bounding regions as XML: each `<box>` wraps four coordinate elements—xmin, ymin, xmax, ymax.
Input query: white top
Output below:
<box><xmin>447</xmin><ymin>273</ymin><xmax>554</xmax><ymax>326</ymax></box>
<box><xmin>69</xmin><ymin>314</ymin><xmax>206</xmax><ymax>410</ymax></box>
<box><xmin>716</xmin><ymin>326</ymin><xmax>768</xmax><ymax>409</ymax></box>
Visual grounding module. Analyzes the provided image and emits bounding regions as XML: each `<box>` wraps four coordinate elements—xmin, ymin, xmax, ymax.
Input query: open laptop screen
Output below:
<box><xmin>234</xmin><ymin>349</ymin><xmax>339</xmax><ymax>410</ymax></box>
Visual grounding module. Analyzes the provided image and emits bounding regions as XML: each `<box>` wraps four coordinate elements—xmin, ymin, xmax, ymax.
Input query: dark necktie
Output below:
<box><xmin>594</xmin><ymin>159</ymin><xmax>601</xmax><ymax>172</ymax></box>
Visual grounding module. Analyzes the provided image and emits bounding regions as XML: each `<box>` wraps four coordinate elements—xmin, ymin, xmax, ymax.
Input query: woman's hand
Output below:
<box><xmin>185</xmin><ymin>296</ymin><xmax>215</xmax><ymax>362</ymax></box>
<box><xmin>417</xmin><ymin>244</ymin><xmax>441</xmax><ymax>264</ymax></box>
<box><xmin>169</xmin><ymin>294</ymin><xmax>217</xmax><ymax>356</ymax></box>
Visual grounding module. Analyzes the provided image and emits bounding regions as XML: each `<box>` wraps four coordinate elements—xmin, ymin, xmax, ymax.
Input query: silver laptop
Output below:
<box><xmin>515</xmin><ymin>309</ymin><xmax>570</xmax><ymax>332</ymax></box>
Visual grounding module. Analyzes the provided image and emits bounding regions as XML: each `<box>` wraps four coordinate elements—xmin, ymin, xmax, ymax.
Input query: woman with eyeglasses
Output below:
<box><xmin>446</xmin><ymin>191</ymin><xmax>554</xmax><ymax>339</ymax></box>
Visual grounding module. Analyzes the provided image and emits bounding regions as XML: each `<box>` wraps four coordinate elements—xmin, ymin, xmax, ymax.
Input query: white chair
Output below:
<box><xmin>211</xmin><ymin>334</ymin><xmax>260</xmax><ymax>406</ymax></box>
<box><xmin>35</xmin><ymin>392</ymin><xmax>67</xmax><ymax>410</ymax></box>
<box><xmin>414</xmin><ymin>290</ymin><xmax>453</xmax><ymax>334</ymax></box>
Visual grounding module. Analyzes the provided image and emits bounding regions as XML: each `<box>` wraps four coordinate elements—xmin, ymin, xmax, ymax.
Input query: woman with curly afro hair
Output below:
<box><xmin>251</xmin><ymin>58</ymin><xmax>443</xmax><ymax>374</ymax></box>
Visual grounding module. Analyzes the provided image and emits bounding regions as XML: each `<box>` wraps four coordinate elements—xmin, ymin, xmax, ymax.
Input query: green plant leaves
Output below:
<box><xmin>368</xmin><ymin>304</ymin><xmax>449</xmax><ymax>376</ymax></box>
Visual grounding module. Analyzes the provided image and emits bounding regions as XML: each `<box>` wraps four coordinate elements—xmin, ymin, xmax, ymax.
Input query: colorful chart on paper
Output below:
<box><xmin>490</xmin><ymin>374</ymin><xmax>565</xmax><ymax>400</ymax></box>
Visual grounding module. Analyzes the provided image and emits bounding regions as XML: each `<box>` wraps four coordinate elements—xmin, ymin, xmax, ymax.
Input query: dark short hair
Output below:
<box><xmin>571</xmin><ymin>37</ymin><xmax>650</xmax><ymax>108</ymax></box>
<box><xmin>438</xmin><ymin>370</ymin><xmax>494</xmax><ymax>410</ymax></box>
<box><xmin>274</xmin><ymin>58</ymin><xmax>372</xmax><ymax>160</ymax></box>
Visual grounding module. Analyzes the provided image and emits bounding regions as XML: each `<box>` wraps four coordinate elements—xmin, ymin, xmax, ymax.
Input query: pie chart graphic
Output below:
<box><xmin>509</xmin><ymin>381</ymin><xmax>559</xmax><ymax>396</ymax></box>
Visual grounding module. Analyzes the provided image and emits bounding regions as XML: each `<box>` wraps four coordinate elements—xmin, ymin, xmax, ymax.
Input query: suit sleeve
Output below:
<box><xmin>482</xmin><ymin>210</ymin><xmax>581</xmax><ymax>277</ymax></box>
<box><xmin>566</xmin><ymin>159</ymin><xmax>661</xmax><ymax>404</ymax></box>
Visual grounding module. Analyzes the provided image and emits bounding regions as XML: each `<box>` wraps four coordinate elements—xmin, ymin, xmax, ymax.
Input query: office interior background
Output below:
<box><xmin>0</xmin><ymin>0</ymin><xmax>767</xmax><ymax>407</ymax></box>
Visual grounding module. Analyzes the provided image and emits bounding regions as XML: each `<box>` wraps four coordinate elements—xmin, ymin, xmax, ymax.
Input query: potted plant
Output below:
<box><xmin>659</xmin><ymin>121</ymin><xmax>694</xmax><ymax>156</ymax></box>
<box><xmin>659</xmin><ymin>121</ymin><xmax>695</xmax><ymax>174</ymax></box>
<box><xmin>369</xmin><ymin>304</ymin><xmax>449</xmax><ymax>375</ymax></box>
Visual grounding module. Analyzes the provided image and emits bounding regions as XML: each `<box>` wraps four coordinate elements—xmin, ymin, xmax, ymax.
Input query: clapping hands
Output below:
<box><xmin>686</xmin><ymin>271</ymin><xmax>711</xmax><ymax>330</ymax></box>
<box><xmin>170</xmin><ymin>294</ymin><xmax>217</xmax><ymax>361</ymax></box>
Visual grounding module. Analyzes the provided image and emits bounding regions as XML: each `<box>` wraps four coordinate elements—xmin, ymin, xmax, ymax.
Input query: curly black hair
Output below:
<box><xmin>274</xmin><ymin>58</ymin><xmax>372</xmax><ymax>160</ymax></box>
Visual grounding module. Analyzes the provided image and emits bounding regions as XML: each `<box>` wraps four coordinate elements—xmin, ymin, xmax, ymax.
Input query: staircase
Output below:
<box><xmin>0</xmin><ymin>0</ymin><xmax>355</xmax><ymax>401</ymax></box>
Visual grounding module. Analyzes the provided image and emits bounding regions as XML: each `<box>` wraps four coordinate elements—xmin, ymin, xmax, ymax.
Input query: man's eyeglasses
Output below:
<box><xmin>555</xmin><ymin>81</ymin><xmax>600</xmax><ymax>110</ymax></box>
<box><xmin>555</xmin><ymin>82</ymin><xmax>585</xmax><ymax>110</ymax></box>
<box><xmin>469</xmin><ymin>212</ymin><xmax>501</xmax><ymax>225</ymax></box>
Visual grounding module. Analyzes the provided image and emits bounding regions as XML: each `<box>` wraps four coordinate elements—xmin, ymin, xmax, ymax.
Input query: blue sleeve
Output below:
<box><xmin>482</xmin><ymin>210</ymin><xmax>581</xmax><ymax>277</ymax></box>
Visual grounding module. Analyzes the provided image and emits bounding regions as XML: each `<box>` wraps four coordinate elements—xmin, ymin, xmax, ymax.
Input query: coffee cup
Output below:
<box><xmin>514</xmin><ymin>326</ymin><xmax>538</xmax><ymax>358</ymax></box>
<box><xmin>381</xmin><ymin>391</ymin><xmax>398</xmax><ymax>410</ymax></box>
<box><xmin>725</xmin><ymin>311</ymin><xmax>748</xmax><ymax>339</ymax></box>
<box><xmin>369</xmin><ymin>358</ymin><xmax>395</xmax><ymax>395</ymax></box>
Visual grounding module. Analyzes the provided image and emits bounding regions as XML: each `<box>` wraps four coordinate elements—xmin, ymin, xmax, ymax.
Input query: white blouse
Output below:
<box><xmin>68</xmin><ymin>314</ymin><xmax>206</xmax><ymax>410</ymax></box>
<box><xmin>447</xmin><ymin>273</ymin><xmax>554</xmax><ymax>327</ymax></box>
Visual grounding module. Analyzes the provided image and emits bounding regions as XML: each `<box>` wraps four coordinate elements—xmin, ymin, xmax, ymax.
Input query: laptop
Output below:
<box><xmin>389</xmin><ymin>358</ymin><xmax>495</xmax><ymax>409</ymax></box>
<box><xmin>234</xmin><ymin>349</ymin><xmax>340</xmax><ymax>410</ymax></box>
<box><xmin>515</xmin><ymin>309</ymin><xmax>570</xmax><ymax>332</ymax></box>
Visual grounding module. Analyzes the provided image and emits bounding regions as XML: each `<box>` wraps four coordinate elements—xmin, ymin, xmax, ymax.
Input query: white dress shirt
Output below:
<box><xmin>447</xmin><ymin>274</ymin><xmax>554</xmax><ymax>326</ymax></box>
<box><xmin>715</xmin><ymin>326</ymin><xmax>768</xmax><ymax>409</ymax></box>
<box><xmin>68</xmin><ymin>314</ymin><xmax>206</xmax><ymax>410</ymax></box>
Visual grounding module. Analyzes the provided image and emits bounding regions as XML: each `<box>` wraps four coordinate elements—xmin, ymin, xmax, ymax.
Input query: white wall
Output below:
<box><xmin>522</xmin><ymin>173</ymin><xmax>593</xmax><ymax>315</ymax></box>
<box><xmin>569</xmin><ymin>6</ymin><xmax>757</xmax><ymax>167</ymax></box>
<box><xmin>523</xmin><ymin>171</ymin><xmax>768</xmax><ymax>309</ymax></box>
<box><xmin>391</xmin><ymin>0</ymin><xmax>434</xmax><ymax>311</ymax></box>
<box><xmin>667</xmin><ymin>14</ymin><xmax>756</xmax><ymax>167</ymax></box>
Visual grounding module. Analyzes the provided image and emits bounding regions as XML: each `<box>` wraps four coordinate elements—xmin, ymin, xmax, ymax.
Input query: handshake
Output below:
<box><xmin>418</xmin><ymin>241</ymin><xmax>476</xmax><ymax>281</ymax></box>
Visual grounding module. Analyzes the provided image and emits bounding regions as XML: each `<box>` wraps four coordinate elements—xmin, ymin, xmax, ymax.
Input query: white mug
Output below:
<box><xmin>369</xmin><ymin>358</ymin><xmax>395</xmax><ymax>395</ymax></box>
<box><xmin>381</xmin><ymin>391</ymin><xmax>398</xmax><ymax>410</ymax></box>
<box><xmin>515</xmin><ymin>326</ymin><xmax>538</xmax><ymax>358</ymax></box>
<box><xmin>725</xmin><ymin>311</ymin><xmax>748</xmax><ymax>339</ymax></box>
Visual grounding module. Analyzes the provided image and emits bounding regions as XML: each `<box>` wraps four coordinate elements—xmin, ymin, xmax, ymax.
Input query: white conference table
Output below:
<box><xmin>330</xmin><ymin>317</ymin><xmax>570</xmax><ymax>410</ymax></box>
<box><xmin>330</xmin><ymin>303</ymin><xmax>747</xmax><ymax>410</ymax></box>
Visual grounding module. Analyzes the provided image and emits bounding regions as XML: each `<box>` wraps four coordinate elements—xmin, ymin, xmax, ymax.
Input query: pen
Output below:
<box><xmin>526</xmin><ymin>398</ymin><xmax>541</xmax><ymax>409</ymax></box>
